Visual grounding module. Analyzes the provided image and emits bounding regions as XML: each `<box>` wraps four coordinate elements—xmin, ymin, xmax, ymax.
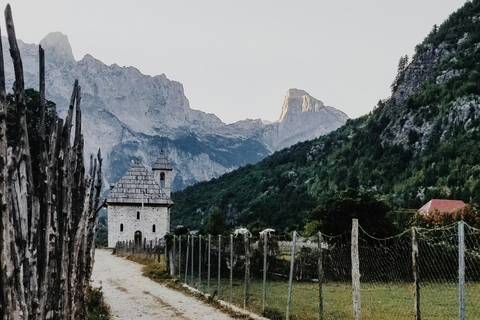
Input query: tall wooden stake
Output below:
<box><xmin>218</xmin><ymin>235</ymin><xmax>222</xmax><ymax>296</ymax></box>
<box><xmin>286</xmin><ymin>231</ymin><xmax>297</xmax><ymax>320</ymax></box>
<box><xmin>352</xmin><ymin>219</ymin><xmax>361</xmax><ymax>320</ymax></box>
<box><xmin>459</xmin><ymin>221</ymin><xmax>465</xmax><ymax>320</ymax></box>
<box><xmin>412</xmin><ymin>227</ymin><xmax>421</xmax><ymax>320</ymax></box>
<box><xmin>262</xmin><ymin>231</ymin><xmax>268</xmax><ymax>313</ymax></box>
<box><xmin>318</xmin><ymin>232</ymin><xmax>324</xmax><ymax>320</ymax></box>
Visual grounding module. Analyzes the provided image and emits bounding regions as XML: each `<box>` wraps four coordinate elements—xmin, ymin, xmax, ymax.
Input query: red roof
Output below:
<box><xmin>419</xmin><ymin>199</ymin><xmax>466</xmax><ymax>216</ymax></box>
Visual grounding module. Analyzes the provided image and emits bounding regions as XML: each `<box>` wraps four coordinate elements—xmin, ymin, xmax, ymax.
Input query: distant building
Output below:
<box><xmin>418</xmin><ymin>199</ymin><xmax>466</xmax><ymax>216</ymax></box>
<box><xmin>106</xmin><ymin>151</ymin><xmax>173</xmax><ymax>248</ymax></box>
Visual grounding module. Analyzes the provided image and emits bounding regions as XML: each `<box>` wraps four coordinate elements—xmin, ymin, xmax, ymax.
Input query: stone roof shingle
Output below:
<box><xmin>106</xmin><ymin>161</ymin><xmax>173</xmax><ymax>206</ymax></box>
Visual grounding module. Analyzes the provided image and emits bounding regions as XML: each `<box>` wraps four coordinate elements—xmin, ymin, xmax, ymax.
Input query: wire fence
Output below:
<box><xmin>115</xmin><ymin>220</ymin><xmax>480</xmax><ymax>320</ymax></box>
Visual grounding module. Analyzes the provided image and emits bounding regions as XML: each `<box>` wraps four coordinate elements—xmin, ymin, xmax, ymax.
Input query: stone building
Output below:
<box><xmin>106</xmin><ymin>151</ymin><xmax>173</xmax><ymax>247</ymax></box>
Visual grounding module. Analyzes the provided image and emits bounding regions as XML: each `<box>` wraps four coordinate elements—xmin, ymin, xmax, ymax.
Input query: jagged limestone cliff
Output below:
<box><xmin>3</xmin><ymin>33</ymin><xmax>348</xmax><ymax>190</ymax></box>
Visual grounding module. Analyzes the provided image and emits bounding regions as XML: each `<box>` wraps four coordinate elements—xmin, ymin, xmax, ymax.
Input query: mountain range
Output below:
<box><xmin>170</xmin><ymin>0</ymin><xmax>480</xmax><ymax>233</ymax></box>
<box><xmin>2</xmin><ymin>33</ymin><xmax>348</xmax><ymax>190</ymax></box>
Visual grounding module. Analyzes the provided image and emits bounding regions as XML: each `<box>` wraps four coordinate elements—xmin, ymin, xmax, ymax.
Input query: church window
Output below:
<box><xmin>152</xmin><ymin>224</ymin><xmax>156</xmax><ymax>233</ymax></box>
<box><xmin>137</xmin><ymin>211</ymin><xmax>140</xmax><ymax>219</ymax></box>
<box><xmin>160</xmin><ymin>172</ymin><xmax>165</xmax><ymax>188</ymax></box>
<box><xmin>120</xmin><ymin>223</ymin><xmax>124</xmax><ymax>232</ymax></box>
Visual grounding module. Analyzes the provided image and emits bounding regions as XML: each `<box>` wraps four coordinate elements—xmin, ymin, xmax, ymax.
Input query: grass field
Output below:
<box><xmin>122</xmin><ymin>252</ymin><xmax>480</xmax><ymax>320</ymax></box>
<box><xmin>189</xmin><ymin>278</ymin><xmax>480</xmax><ymax>320</ymax></box>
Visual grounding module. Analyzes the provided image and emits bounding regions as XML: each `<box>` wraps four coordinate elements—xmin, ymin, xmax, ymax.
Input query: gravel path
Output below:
<box><xmin>91</xmin><ymin>249</ymin><xmax>236</xmax><ymax>320</ymax></box>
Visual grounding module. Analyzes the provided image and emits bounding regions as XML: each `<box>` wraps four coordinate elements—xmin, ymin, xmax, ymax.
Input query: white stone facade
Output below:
<box><xmin>106</xmin><ymin>154</ymin><xmax>174</xmax><ymax>248</ymax></box>
<box><xmin>108</xmin><ymin>204</ymin><xmax>170</xmax><ymax>248</ymax></box>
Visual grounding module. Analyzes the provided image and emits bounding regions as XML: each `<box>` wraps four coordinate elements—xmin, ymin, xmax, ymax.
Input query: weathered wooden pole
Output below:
<box><xmin>412</xmin><ymin>227</ymin><xmax>421</xmax><ymax>320</ymax></box>
<box><xmin>244</xmin><ymin>233</ymin><xmax>251</xmax><ymax>308</ymax></box>
<box><xmin>318</xmin><ymin>232</ymin><xmax>324</xmax><ymax>320</ymax></box>
<box><xmin>191</xmin><ymin>235</ymin><xmax>194</xmax><ymax>285</ymax></box>
<box><xmin>286</xmin><ymin>231</ymin><xmax>297</xmax><ymax>320</ymax></box>
<box><xmin>230</xmin><ymin>233</ymin><xmax>233</xmax><ymax>302</ymax></box>
<box><xmin>198</xmin><ymin>234</ymin><xmax>202</xmax><ymax>289</ymax></box>
<box><xmin>208</xmin><ymin>234</ymin><xmax>211</xmax><ymax>291</ymax></box>
<box><xmin>459</xmin><ymin>221</ymin><xmax>465</xmax><ymax>320</ymax></box>
<box><xmin>179</xmin><ymin>236</ymin><xmax>182</xmax><ymax>279</ymax></box>
<box><xmin>218</xmin><ymin>235</ymin><xmax>222</xmax><ymax>296</ymax></box>
<box><xmin>352</xmin><ymin>219</ymin><xmax>361</xmax><ymax>320</ymax></box>
<box><xmin>262</xmin><ymin>231</ymin><xmax>268</xmax><ymax>313</ymax></box>
<box><xmin>185</xmin><ymin>235</ymin><xmax>189</xmax><ymax>284</ymax></box>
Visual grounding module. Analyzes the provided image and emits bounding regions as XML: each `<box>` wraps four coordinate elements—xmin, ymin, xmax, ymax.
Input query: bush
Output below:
<box><xmin>85</xmin><ymin>286</ymin><xmax>110</xmax><ymax>320</ymax></box>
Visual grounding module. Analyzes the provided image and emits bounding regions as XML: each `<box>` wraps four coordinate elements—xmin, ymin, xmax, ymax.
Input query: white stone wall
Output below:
<box><xmin>107</xmin><ymin>204</ymin><xmax>170</xmax><ymax>248</ymax></box>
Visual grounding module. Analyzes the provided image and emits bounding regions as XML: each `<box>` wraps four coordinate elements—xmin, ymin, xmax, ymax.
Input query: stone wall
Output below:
<box><xmin>108</xmin><ymin>204</ymin><xmax>170</xmax><ymax>247</ymax></box>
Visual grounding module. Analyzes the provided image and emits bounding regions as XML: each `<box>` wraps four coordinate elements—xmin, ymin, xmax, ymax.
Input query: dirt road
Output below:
<box><xmin>91</xmin><ymin>249</ymin><xmax>236</xmax><ymax>320</ymax></box>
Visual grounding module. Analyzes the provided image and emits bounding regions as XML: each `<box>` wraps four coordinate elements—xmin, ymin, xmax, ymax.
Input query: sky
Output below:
<box><xmin>3</xmin><ymin>0</ymin><xmax>469</xmax><ymax>124</ymax></box>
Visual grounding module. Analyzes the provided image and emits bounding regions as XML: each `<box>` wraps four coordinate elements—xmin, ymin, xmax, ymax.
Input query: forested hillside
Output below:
<box><xmin>171</xmin><ymin>0</ymin><xmax>480</xmax><ymax>235</ymax></box>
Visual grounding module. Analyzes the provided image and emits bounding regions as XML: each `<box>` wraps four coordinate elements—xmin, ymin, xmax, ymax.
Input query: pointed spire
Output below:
<box><xmin>152</xmin><ymin>150</ymin><xmax>173</xmax><ymax>171</ymax></box>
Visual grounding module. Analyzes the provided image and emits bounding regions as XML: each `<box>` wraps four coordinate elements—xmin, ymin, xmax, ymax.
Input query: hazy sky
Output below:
<box><xmin>3</xmin><ymin>0</ymin><xmax>469</xmax><ymax>123</ymax></box>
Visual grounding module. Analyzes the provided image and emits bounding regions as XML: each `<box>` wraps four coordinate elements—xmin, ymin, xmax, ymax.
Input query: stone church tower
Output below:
<box><xmin>106</xmin><ymin>152</ymin><xmax>174</xmax><ymax>248</ymax></box>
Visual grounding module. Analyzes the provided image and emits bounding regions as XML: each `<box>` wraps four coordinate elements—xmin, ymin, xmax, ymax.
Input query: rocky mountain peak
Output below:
<box><xmin>278</xmin><ymin>88</ymin><xmax>326</xmax><ymax>122</ymax></box>
<box><xmin>39</xmin><ymin>32</ymin><xmax>75</xmax><ymax>62</ymax></box>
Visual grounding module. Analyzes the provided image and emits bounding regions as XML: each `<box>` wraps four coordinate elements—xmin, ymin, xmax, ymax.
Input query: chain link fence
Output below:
<box><xmin>117</xmin><ymin>220</ymin><xmax>480</xmax><ymax>319</ymax></box>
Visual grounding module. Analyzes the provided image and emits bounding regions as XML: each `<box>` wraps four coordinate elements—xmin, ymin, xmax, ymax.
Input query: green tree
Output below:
<box><xmin>391</xmin><ymin>54</ymin><xmax>409</xmax><ymax>92</ymax></box>
<box><xmin>308</xmin><ymin>188</ymin><xmax>396</xmax><ymax>237</ymax></box>
<box><xmin>204</xmin><ymin>207</ymin><xmax>228</xmax><ymax>235</ymax></box>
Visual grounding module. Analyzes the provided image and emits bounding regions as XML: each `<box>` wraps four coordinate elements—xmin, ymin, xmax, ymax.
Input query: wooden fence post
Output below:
<box><xmin>179</xmin><ymin>236</ymin><xmax>182</xmax><ymax>279</ymax></box>
<box><xmin>173</xmin><ymin>236</ymin><xmax>177</xmax><ymax>276</ymax></box>
<box><xmin>218</xmin><ymin>235</ymin><xmax>222</xmax><ymax>296</ymax></box>
<box><xmin>198</xmin><ymin>235</ymin><xmax>202</xmax><ymax>289</ymax></box>
<box><xmin>286</xmin><ymin>231</ymin><xmax>297</xmax><ymax>320</ymax></box>
<box><xmin>244</xmin><ymin>233</ymin><xmax>250</xmax><ymax>308</ymax></box>
<box><xmin>318</xmin><ymin>232</ymin><xmax>324</xmax><ymax>320</ymax></box>
<box><xmin>459</xmin><ymin>221</ymin><xmax>465</xmax><ymax>320</ymax></box>
<box><xmin>352</xmin><ymin>219</ymin><xmax>361</xmax><ymax>320</ymax></box>
<box><xmin>208</xmin><ymin>234</ymin><xmax>211</xmax><ymax>291</ymax></box>
<box><xmin>412</xmin><ymin>227</ymin><xmax>420</xmax><ymax>320</ymax></box>
<box><xmin>262</xmin><ymin>231</ymin><xmax>268</xmax><ymax>313</ymax></box>
<box><xmin>185</xmin><ymin>235</ymin><xmax>189</xmax><ymax>284</ymax></box>
<box><xmin>230</xmin><ymin>233</ymin><xmax>233</xmax><ymax>302</ymax></box>
<box><xmin>191</xmin><ymin>235</ymin><xmax>194</xmax><ymax>285</ymax></box>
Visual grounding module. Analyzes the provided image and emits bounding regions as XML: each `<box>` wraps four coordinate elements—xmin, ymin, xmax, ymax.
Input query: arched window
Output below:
<box><xmin>137</xmin><ymin>211</ymin><xmax>140</xmax><ymax>219</ymax></box>
<box><xmin>120</xmin><ymin>223</ymin><xmax>124</xmax><ymax>232</ymax></box>
<box><xmin>160</xmin><ymin>172</ymin><xmax>165</xmax><ymax>188</ymax></box>
<box><xmin>152</xmin><ymin>224</ymin><xmax>156</xmax><ymax>233</ymax></box>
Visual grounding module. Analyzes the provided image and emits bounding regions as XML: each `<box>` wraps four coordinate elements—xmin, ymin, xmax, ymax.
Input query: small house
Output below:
<box><xmin>418</xmin><ymin>199</ymin><xmax>466</xmax><ymax>216</ymax></box>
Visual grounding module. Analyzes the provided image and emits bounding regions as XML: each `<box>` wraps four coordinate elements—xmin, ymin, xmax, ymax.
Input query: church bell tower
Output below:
<box><xmin>152</xmin><ymin>150</ymin><xmax>173</xmax><ymax>198</ymax></box>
